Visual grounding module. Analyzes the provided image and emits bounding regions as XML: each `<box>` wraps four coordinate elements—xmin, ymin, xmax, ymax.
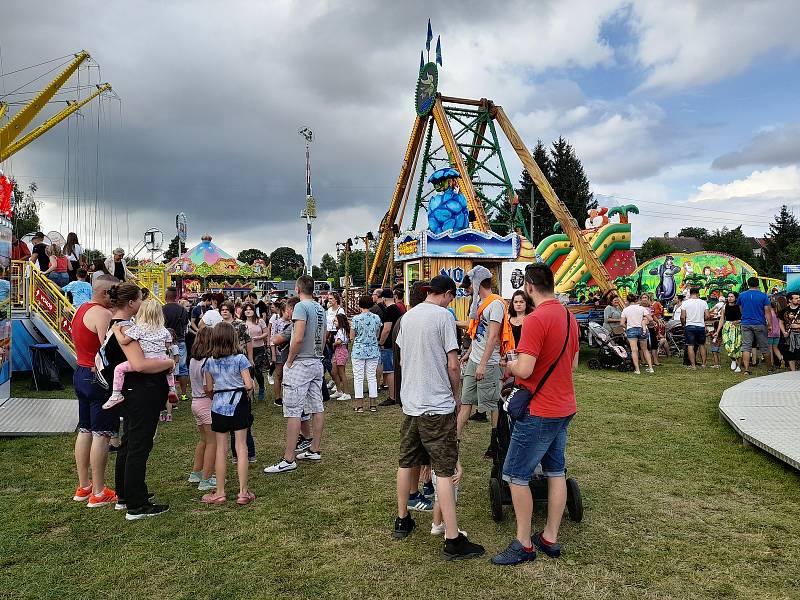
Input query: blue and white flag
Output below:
<box><xmin>435</xmin><ymin>35</ymin><xmax>442</xmax><ymax>66</ymax></box>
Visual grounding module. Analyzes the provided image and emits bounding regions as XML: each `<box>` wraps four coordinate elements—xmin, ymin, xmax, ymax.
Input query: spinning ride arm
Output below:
<box><xmin>494</xmin><ymin>105</ymin><xmax>614</xmax><ymax>293</ymax></box>
<box><xmin>0</xmin><ymin>50</ymin><xmax>91</xmax><ymax>159</ymax></box>
<box><xmin>0</xmin><ymin>83</ymin><xmax>112</xmax><ymax>162</ymax></box>
<box><xmin>367</xmin><ymin>114</ymin><xmax>428</xmax><ymax>286</ymax></box>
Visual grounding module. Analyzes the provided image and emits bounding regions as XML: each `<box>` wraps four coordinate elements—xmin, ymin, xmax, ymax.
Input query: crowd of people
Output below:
<box><xmin>64</xmin><ymin>238</ymin><xmax>796</xmax><ymax>564</ymax></box>
<box><xmin>599</xmin><ymin>278</ymin><xmax>798</xmax><ymax>375</ymax></box>
<box><xmin>68</xmin><ymin>260</ymin><xmax>585</xmax><ymax>564</ymax></box>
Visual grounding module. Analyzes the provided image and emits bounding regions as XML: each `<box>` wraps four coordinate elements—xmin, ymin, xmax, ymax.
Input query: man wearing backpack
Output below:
<box><xmin>492</xmin><ymin>263</ymin><xmax>579</xmax><ymax>566</ymax></box>
<box><xmin>71</xmin><ymin>275</ymin><xmax>119</xmax><ymax>508</ymax></box>
<box><xmin>458</xmin><ymin>266</ymin><xmax>515</xmax><ymax>459</ymax></box>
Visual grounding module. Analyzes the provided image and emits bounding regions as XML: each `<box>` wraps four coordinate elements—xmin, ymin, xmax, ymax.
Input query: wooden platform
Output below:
<box><xmin>0</xmin><ymin>397</ymin><xmax>77</xmax><ymax>436</ymax></box>
<box><xmin>719</xmin><ymin>371</ymin><xmax>800</xmax><ymax>470</ymax></box>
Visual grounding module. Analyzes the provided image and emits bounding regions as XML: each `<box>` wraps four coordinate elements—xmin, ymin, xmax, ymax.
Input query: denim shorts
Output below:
<box><xmin>381</xmin><ymin>347</ymin><xmax>394</xmax><ymax>373</ymax></box>
<box><xmin>502</xmin><ymin>413</ymin><xmax>574</xmax><ymax>484</ymax></box>
<box><xmin>177</xmin><ymin>341</ymin><xmax>189</xmax><ymax>377</ymax></box>
<box><xmin>768</xmin><ymin>337</ymin><xmax>779</xmax><ymax>346</ymax></box>
<box><xmin>626</xmin><ymin>327</ymin><xmax>647</xmax><ymax>340</ymax></box>
<box><xmin>684</xmin><ymin>325</ymin><xmax>706</xmax><ymax>346</ymax></box>
<box><xmin>74</xmin><ymin>366</ymin><xmax>119</xmax><ymax>437</ymax></box>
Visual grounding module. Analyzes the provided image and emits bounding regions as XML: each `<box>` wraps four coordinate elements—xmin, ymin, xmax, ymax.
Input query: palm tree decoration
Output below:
<box><xmin>573</xmin><ymin>282</ymin><xmax>588</xmax><ymax>299</ymax></box>
<box><xmin>553</xmin><ymin>222</ymin><xmax>562</xmax><ymax>233</ymax></box>
<box><xmin>707</xmin><ymin>274</ymin><xmax>738</xmax><ymax>296</ymax></box>
<box><xmin>607</xmin><ymin>204</ymin><xmax>640</xmax><ymax>224</ymax></box>
<box><xmin>614</xmin><ymin>275</ymin><xmax>635</xmax><ymax>293</ymax></box>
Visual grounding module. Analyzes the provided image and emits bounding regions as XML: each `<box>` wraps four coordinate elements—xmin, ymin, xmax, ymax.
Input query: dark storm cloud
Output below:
<box><xmin>712</xmin><ymin>123</ymin><xmax>800</xmax><ymax>170</ymax></box>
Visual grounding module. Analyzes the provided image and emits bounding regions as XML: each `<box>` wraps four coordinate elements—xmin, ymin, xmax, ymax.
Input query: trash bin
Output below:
<box><xmin>30</xmin><ymin>344</ymin><xmax>64</xmax><ymax>391</ymax></box>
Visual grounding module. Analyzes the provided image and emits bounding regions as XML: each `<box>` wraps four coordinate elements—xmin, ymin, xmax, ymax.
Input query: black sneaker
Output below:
<box><xmin>393</xmin><ymin>515</ymin><xmax>416</xmax><ymax>539</ymax></box>
<box><xmin>295</xmin><ymin>436</ymin><xmax>313</xmax><ymax>452</ymax></box>
<box><xmin>468</xmin><ymin>411</ymin><xmax>487</xmax><ymax>422</ymax></box>
<box><xmin>483</xmin><ymin>445</ymin><xmax>496</xmax><ymax>460</ymax></box>
<box><xmin>273</xmin><ymin>398</ymin><xmax>283</xmax><ymax>407</ymax></box>
<box><xmin>442</xmin><ymin>533</ymin><xmax>485</xmax><ymax>560</ymax></box>
<box><xmin>533</xmin><ymin>532</ymin><xmax>562</xmax><ymax>558</ymax></box>
<box><xmin>125</xmin><ymin>503</ymin><xmax>170</xmax><ymax>521</ymax></box>
<box><xmin>378</xmin><ymin>398</ymin><xmax>397</xmax><ymax>407</ymax></box>
<box><xmin>108</xmin><ymin>445</ymin><xmax>119</xmax><ymax>453</ymax></box>
<box><xmin>115</xmin><ymin>492</ymin><xmax>155</xmax><ymax>510</ymax></box>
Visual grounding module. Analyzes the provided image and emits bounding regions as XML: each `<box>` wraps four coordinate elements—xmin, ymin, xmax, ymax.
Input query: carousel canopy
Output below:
<box><xmin>168</xmin><ymin>234</ymin><xmax>248</xmax><ymax>277</ymax></box>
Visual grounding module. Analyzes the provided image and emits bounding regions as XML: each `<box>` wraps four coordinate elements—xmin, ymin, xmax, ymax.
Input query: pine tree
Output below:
<box><xmin>762</xmin><ymin>205</ymin><xmax>800</xmax><ymax>278</ymax></box>
<box><xmin>515</xmin><ymin>140</ymin><xmax>554</xmax><ymax>245</ymax></box>
<box><xmin>549</xmin><ymin>137</ymin><xmax>596</xmax><ymax>236</ymax></box>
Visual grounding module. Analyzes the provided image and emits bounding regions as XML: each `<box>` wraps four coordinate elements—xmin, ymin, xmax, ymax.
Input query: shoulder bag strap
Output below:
<box><xmin>530</xmin><ymin>307</ymin><xmax>571</xmax><ymax>399</ymax></box>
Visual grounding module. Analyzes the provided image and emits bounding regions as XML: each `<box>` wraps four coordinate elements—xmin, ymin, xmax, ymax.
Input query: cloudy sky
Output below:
<box><xmin>2</xmin><ymin>0</ymin><xmax>800</xmax><ymax>264</ymax></box>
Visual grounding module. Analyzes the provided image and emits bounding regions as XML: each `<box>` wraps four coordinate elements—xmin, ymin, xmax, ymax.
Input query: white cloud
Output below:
<box><xmin>631</xmin><ymin>0</ymin><xmax>800</xmax><ymax>92</ymax></box>
<box><xmin>688</xmin><ymin>165</ymin><xmax>800</xmax><ymax>203</ymax></box>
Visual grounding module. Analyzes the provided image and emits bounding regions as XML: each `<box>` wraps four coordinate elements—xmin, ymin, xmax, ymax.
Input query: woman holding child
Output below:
<box><xmin>104</xmin><ymin>282</ymin><xmax>175</xmax><ymax>520</ymax></box>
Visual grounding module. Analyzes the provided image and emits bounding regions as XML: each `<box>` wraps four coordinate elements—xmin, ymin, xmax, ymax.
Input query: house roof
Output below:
<box><xmin>654</xmin><ymin>236</ymin><xmax>705</xmax><ymax>253</ymax></box>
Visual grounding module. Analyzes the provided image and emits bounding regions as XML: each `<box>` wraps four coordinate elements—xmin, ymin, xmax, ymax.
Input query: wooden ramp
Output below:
<box><xmin>719</xmin><ymin>372</ymin><xmax>800</xmax><ymax>470</ymax></box>
<box><xmin>0</xmin><ymin>397</ymin><xmax>77</xmax><ymax>436</ymax></box>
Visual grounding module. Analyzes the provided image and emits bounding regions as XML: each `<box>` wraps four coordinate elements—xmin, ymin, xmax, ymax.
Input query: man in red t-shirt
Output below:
<box><xmin>491</xmin><ymin>263</ymin><xmax>579</xmax><ymax>566</ymax></box>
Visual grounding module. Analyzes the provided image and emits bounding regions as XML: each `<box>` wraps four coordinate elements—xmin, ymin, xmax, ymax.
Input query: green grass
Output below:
<box><xmin>1</xmin><ymin>357</ymin><xmax>799</xmax><ymax>599</ymax></box>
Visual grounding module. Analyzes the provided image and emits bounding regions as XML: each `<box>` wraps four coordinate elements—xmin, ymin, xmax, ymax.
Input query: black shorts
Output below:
<box><xmin>211</xmin><ymin>395</ymin><xmax>253</xmax><ymax>433</ymax></box>
<box><xmin>398</xmin><ymin>412</ymin><xmax>457</xmax><ymax>477</ymax></box>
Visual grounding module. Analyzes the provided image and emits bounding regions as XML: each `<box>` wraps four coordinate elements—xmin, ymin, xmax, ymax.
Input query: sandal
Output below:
<box><xmin>370</xmin><ymin>406</ymin><xmax>377</xmax><ymax>412</ymax></box>
<box><xmin>355</xmin><ymin>407</ymin><xmax>364</xmax><ymax>413</ymax></box>
<box><xmin>201</xmin><ymin>492</ymin><xmax>226</xmax><ymax>504</ymax></box>
<box><xmin>237</xmin><ymin>490</ymin><xmax>256</xmax><ymax>505</ymax></box>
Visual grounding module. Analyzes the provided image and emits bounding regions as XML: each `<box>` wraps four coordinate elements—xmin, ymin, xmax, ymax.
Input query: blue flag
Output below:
<box><xmin>436</xmin><ymin>35</ymin><xmax>442</xmax><ymax>66</ymax></box>
<box><xmin>420</xmin><ymin>50</ymin><xmax>424</xmax><ymax>72</ymax></box>
<box><xmin>426</xmin><ymin>19</ymin><xmax>433</xmax><ymax>52</ymax></box>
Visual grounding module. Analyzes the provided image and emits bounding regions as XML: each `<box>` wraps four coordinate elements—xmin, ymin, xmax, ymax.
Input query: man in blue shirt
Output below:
<box><xmin>737</xmin><ymin>277</ymin><xmax>773</xmax><ymax>374</ymax></box>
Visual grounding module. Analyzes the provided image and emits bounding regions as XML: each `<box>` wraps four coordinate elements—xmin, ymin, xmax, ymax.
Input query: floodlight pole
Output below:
<box><xmin>299</xmin><ymin>126</ymin><xmax>315</xmax><ymax>277</ymax></box>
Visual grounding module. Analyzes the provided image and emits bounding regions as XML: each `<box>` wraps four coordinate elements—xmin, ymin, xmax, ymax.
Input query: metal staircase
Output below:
<box><xmin>11</xmin><ymin>261</ymin><xmax>77</xmax><ymax>368</ymax></box>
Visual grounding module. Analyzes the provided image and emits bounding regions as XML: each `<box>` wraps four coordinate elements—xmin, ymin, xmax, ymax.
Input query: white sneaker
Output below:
<box><xmin>263</xmin><ymin>459</ymin><xmax>297</xmax><ymax>474</ymax></box>
<box><xmin>430</xmin><ymin>522</ymin><xmax>467</xmax><ymax>536</ymax></box>
<box><xmin>645</xmin><ymin>366</ymin><xmax>654</xmax><ymax>374</ymax></box>
<box><xmin>267</xmin><ymin>375</ymin><xmax>275</xmax><ymax>385</ymax></box>
<box><xmin>731</xmin><ymin>360</ymin><xmax>737</xmax><ymax>371</ymax></box>
<box><xmin>734</xmin><ymin>367</ymin><xmax>742</xmax><ymax>373</ymax></box>
<box><xmin>338</xmin><ymin>393</ymin><xmax>352</xmax><ymax>401</ymax></box>
<box><xmin>296</xmin><ymin>450</ymin><xmax>321</xmax><ymax>461</ymax></box>
<box><xmin>330</xmin><ymin>391</ymin><xmax>343</xmax><ymax>399</ymax></box>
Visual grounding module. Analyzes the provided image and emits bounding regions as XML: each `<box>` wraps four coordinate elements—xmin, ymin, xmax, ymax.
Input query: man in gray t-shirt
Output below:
<box><xmin>263</xmin><ymin>276</ymin><xmax>326</xmax><ymax>475</ymax></box>
<box><xmin>458</xmin><ymin>265</ymin><xmax>506</xmax><ymax>447</ymax></box>
<box><xmin>393</xmin><ymin>275</ymin><xmax>485</xmax><ymax>559</ymax></box>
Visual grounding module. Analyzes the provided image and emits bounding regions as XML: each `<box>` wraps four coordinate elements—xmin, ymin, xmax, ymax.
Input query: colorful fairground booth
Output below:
<box><xmin>394</xmin><ymin>229</ymin><xmax>519</xmax><ymax>321</ymax></box>
<box><xmin>165</xmin><ymin>235</ymin><xmax>267</xmax><ymax>299</ymax></box>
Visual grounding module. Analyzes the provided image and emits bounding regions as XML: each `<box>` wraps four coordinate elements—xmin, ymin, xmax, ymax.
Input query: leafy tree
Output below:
<box><xmin>270</xmin><ymin>246</ymin><xmax>305</xmax><ymax>280</ymax></box>
<box><xmin>338</xmin><ymin>249</ymin><xmax>365</xmax><ymax>286</ymax></box>
<box><xmin>762</xmin><ymin>205</ymin><xmax>800</xmax><ymax>278</ymax></box>
<box><xmin>678</xmin><ymin>227</ymin><xmax>709</xmax><ymax>240</ymax></box>
<box><xmin>704</xmin><ymin>226</ymin><xmax>754</xmax><ymax>262</ymax></box>
<box><xmin>319</xmin><ymin>253</ymin><xmax>339</xmax><ymax>280</ymax></box>
<box><xmin>11</xmin><ymin>180</ymin><xmax>41</xmax><ymax>238</ymax></box>
<box><xmin>636</xmin><ymin>238</ymin><xmax>674</xmax><ymax>263</ymax></box>
<box><xmin>84</xmin><ymin>249</ymin><xmax>106</xmax><ymax>264</ymax></box>
<box><xmin>237</xmin><ymin>248</ymin><xmax>270</xmax><ymax>265</ymax></box>
<box><xmin>163</xmin><ymin>235</ymin><xmax>183</xmax><ymax>262</ymax></box>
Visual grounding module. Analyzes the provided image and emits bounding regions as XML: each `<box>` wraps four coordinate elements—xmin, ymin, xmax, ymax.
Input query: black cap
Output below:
<box><xmin>421</xmin><ymin>275</ymin><xmax>457</xmax><ymax>295</ymax></box>
<box><xmin>379</xmin><ymin>288</ymin><xmax>393</xmax><ymax>299</ymax></box>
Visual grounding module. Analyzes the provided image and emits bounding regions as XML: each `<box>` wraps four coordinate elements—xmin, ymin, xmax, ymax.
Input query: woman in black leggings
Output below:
<box><xmin>102</xmin><ymin>282</ymin><xmax>175</xmax><ymax>520</ymax></box>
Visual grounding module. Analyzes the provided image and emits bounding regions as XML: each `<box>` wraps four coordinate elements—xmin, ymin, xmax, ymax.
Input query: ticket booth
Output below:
<box><xmin>394</xmin><ymin>229</ymin><xmax>520</xmax><ymax>321</ymax></box>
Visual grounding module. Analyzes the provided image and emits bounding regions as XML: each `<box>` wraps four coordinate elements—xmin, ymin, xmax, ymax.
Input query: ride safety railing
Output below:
<box><xmin>12</xmin><ymin>260</ymin><xmax>77</xmax><ymax>357</ymax></box>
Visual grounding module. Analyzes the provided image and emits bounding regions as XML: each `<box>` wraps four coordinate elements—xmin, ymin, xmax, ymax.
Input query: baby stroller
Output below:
<box><xmin>488</xmin><ymin>382</ymin><xmax>583</xmax><ymax>523</ymax></box>
<box><xmin>586</xmin><ymin>322</ymin><xmax>634</xmax><ymax>372</ymax></box>
<box><xmin>665</xmin><ymin>320</ymin><xmax>685</xmax><ymax>358</ymax></box>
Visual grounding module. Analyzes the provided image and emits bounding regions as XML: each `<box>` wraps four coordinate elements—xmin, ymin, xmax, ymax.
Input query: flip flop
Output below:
<box><xmin>201</xmin><ymin>492</ymin><xmax>226</xmax><ymax>504</ymax></box>
<box><xmin>370</xmin><ymin>406</ymin><xmax>377</xmax><ymax>412</ymax></box>
<box><xmin>355</xmin><ymin>407</ymin><xmax>364</xmax><ymax>413</ymax></box>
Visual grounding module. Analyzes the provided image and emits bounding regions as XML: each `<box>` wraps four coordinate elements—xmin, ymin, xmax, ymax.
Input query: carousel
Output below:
<box><xmin>166</xmin><ymin>234</ymin><xmax>268</xmax><ymax>298</ymax></box>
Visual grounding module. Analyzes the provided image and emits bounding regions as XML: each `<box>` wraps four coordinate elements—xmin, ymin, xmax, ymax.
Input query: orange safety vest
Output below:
<box><xmin>466</xmin><ymin>293</ymin><xmax>516</xmax><ymax>356</ymax></box>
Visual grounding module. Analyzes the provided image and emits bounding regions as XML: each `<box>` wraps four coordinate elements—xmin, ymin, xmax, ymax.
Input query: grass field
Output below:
<box><xmin>1</xmin><ymin>357</ymin><xmax>799</xmax><ymax>600</ymax></box>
